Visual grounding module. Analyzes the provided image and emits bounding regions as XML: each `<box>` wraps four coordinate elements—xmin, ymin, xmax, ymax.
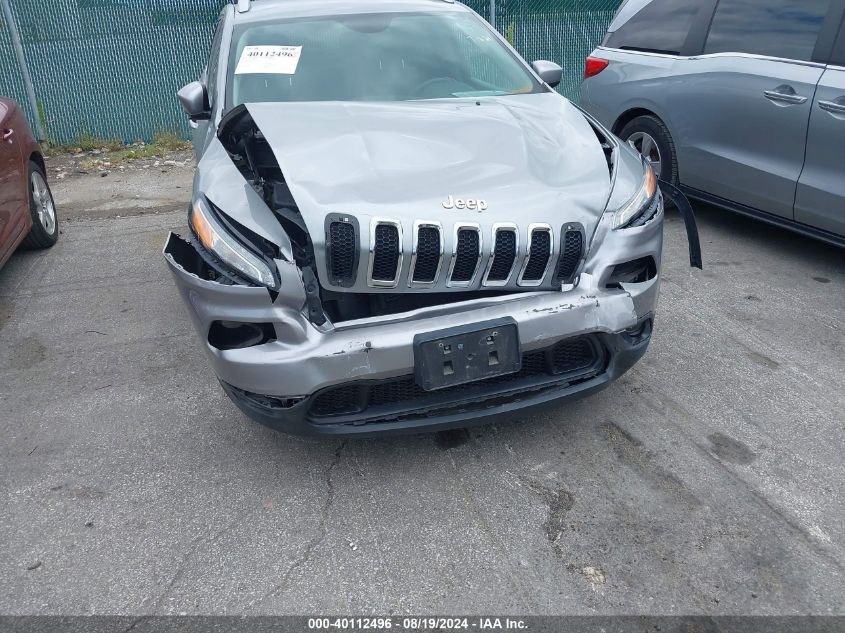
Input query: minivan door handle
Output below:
<box><xmin>764</xmin><ymin>86</ymin><xmax>808</xmax><ymax>105</ymax></box>
<box><xmin>819</xmin><ymin>99</ymin><xmax>845</xmax><ymax>116</ymax></box>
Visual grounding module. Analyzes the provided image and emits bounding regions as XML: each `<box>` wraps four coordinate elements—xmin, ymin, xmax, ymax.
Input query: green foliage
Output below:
<box><xmin>47</xmin><ymin>129</ymin><xmax>190</xmax><ymax>161</ymax></box>
<box><xmin>36</xmin><ymin>98</ymin><xmax>53</xmax><ymax>145</ymax></box>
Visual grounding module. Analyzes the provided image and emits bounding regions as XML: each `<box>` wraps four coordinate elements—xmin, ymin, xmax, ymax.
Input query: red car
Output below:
<box><xmin>0</xmin><ymin>97</ymin><xmax>58</xmax><ymax>270</ymax></box>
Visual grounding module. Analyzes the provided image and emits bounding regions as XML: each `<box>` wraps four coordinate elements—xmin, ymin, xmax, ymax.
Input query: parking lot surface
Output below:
<box><xmin>0</xmin><ymin>167</ymin><xmax>843</xmax><ymax>614</ymax></box>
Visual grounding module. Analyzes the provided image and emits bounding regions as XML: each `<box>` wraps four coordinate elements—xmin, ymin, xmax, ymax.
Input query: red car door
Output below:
<box><xmin>0</xmin><ymin>98</ymin><xmax>28</xmax><ymax>265</ymax></box>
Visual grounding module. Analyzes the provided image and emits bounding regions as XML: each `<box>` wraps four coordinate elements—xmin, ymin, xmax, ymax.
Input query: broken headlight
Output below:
<box><xmin>610</xmin><ymin>162</ymin><xmax>658</xmax><ymax>230</ymax></box>
<box><xmin>190</xmin><ymin>197</ymin><xmax>277</xmax><ymax>289</ymax></box>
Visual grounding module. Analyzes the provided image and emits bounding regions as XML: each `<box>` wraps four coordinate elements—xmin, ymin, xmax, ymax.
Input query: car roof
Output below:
<box><xmin>233</xmin><ymin>0</ymin><xmax>469</xmax><ymax>24</ymax></box>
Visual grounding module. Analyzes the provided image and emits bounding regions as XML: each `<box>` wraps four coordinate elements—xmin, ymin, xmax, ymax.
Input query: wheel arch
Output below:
<box><xmin>19</xmin><ymin>150</ymin><xmax>59</xmax><ymax>250</ymax></box>
<box><xmin>612</xmin><ymin>107</ymin><xmax>663</xmax><ymax>136</ymax></box>
<box><xmin>29</xmin><ymin>151</ymin><xmax>46</xmax><ymax>175</ymax></box>
<box><xmin>612</xmin><ymin>106</ymin><xmax>680</xmax><ymax>185</ymax></box>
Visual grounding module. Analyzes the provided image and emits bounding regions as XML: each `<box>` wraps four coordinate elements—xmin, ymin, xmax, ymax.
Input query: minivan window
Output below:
<box><xmin>604</xmin><ymin>0</ymin><xmax>700</xmax><ymax>55</ymax></box>
<box><xmin>830</xmin><ymin>15</ymin><xmax>845</xmax><ymax>65</ymax></box>
<box><xmin>704</xmin><ymin>0</ymin><xmax>831</xmax><ymax>62</ymax></box>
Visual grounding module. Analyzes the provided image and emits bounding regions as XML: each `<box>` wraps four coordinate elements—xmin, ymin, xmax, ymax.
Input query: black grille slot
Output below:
<box><xmin>450</xmin><ymin>229</ymin><xmax>480</xmax><ymax>283</ymax></box>
<box><xmin>521</xmin><ymin>230</ymin><xmax>551</xmax><ymax>282</ymax></box>
<box><xmin>309</xmin><ymin>335</ymin><xmax>604</xmax><ymax>419</ymax></box>
<box><xmin>310</xmin><ymin>384</ymin><xmax>365</xmax><ymax>417</ymax></box>
<box><xmin>551</xmin><ymin>336</ymin><xmax>597</xmax><ymax>374</ymax></box>
<box><xmin>412</xmin><ymin>226</ymin><xmax>441</xmax><ymax>283</ymax></box>
<box><xmin>486</xmin><ymin>229</ymin><xmax>517</xmax><ymax>282</ymax></box>
<box><xmin>556</xmin><ymin>229</ymin><xmax>583</xmax><ymax>283</ymax></box>
<box><xmin>371</xmin><ymin>224</ymin><xmax>401</xmax><ymax>283</ymax></box>
<box><xmin>327</xmin><ymin>221</ymin><xmax>356</xmax><ymax>285</ymax></box>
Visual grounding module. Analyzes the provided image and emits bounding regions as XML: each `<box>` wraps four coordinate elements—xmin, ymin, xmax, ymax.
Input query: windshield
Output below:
<box><xmin>225</xmin><ymin>11</ymin><xmax>542</xmax><ymax>107</ymax></box>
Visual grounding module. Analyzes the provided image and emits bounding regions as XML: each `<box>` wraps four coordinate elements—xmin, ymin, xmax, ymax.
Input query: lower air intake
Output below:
<box><xmin>309</xmin><ymin>334</ymin><xmax>605</xmax><ymax>419</ymax></box>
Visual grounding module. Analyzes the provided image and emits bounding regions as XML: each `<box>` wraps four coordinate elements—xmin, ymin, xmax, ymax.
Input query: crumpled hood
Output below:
<box><xmin>246</xmin><ymin>93</ymin><xmax>611</xmax><ymax>238</ymax></box>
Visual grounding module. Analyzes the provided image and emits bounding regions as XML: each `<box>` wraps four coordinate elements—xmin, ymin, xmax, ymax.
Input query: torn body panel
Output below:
<box><xmin>243</xmin><ymin>94</ymin><xmax>613</xmax><ymax>294</ymax></box>
<box><xmin>196</xmin><ymin>138</ymin><xmax>294</xmax><ymax>262</ymax></box>
<box><xmin>164</xmin><ymin>233</ymin><xmax>310</xmax><ymax>345</ymax></box>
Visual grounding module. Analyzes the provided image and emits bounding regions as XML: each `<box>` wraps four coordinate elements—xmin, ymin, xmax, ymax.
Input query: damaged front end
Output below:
<box><xmin>163</xmin><ymin>97</ymin><xmax>694</xmax><ymax>436</ymax></box>
<box><xmin>162</xmin><ymin>105</ymin><xmax>321</xmax><ymax>354</ymax></box>
<box><xmin>165</xmin><ymin>214</ymin><xmax>661</xmax><ymax>436</ymax></box>
<box><xmin>214</xmin><ymin>105</ymin><xmax>328</xmax><ymax>325</ymax></box>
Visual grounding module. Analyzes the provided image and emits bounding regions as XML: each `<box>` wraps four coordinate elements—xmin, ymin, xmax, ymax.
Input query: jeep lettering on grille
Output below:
<box><xmin>442</xmin><ymin>195</ymin><xmax>488</xmax><ymax>211</ymax></box>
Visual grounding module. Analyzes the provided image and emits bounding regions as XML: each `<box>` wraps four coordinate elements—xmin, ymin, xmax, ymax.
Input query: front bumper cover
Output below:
<box><xmin>163</xmin><ymin>207</ymin><xmax>663</xmax><ymax>436</ymax></box>
<box><xmin>220</xmin><ymin>328</ymin><xmax>650</xmax><ymax>437</ymax></box>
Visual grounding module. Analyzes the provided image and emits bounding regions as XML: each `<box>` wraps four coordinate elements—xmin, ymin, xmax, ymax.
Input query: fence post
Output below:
<box><xmin>490</xmin><ymin>0</ymin><xmax>496</xmax><ymax>29</ymax></box>
<box><xmin>0</xmin><ymin>0</ymin><xmax>45</xmax><ymax>140</ymax></box>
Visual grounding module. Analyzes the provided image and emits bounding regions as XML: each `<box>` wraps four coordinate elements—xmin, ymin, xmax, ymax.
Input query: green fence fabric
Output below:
<box><xmin>465</xmin><ymin>0</ymin><xmax>620</xmax><ymax>103</ymax></box>
<box><xmin>0</xmin><ymin>0</ymin><xmax>620</xmax><ymax>144</ymax></box>
<box><xmin>0</xmin><ymin>2</ymin><xmax>36</xmax><ymax>127</ymax></box>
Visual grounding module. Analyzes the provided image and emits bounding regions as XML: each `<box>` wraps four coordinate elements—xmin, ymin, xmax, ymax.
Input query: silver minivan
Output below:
<box><xmin>581</xmin><ymin>0</ymin><xmax>845</xmax><ymax>246</ymax></box>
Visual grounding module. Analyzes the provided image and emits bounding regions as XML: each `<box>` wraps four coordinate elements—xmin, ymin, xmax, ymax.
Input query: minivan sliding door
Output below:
<box><xmin>669</xmin><ymin>0</ymin><xmax>832</xmax><ymax>219</ymax></box>
<box><xmin>795</xmin><ymin>15</ymin><xmax>845</xmax><ymax>237</ymax></box>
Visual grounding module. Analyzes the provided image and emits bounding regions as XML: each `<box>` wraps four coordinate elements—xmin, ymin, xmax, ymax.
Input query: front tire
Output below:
<box><xmin>619</xmin><ymin>115</ymin><xmax>678</xmax><ymax>185</ymax></box>
<box><xmin>21</xmin><ymin>161</ymin><xmax>59</xmax><ymax>250</ymax></box>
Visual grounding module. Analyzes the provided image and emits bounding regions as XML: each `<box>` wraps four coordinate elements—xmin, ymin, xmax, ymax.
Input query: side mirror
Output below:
<box><xmin>531</xmin><ymin>60</ymin><xmax>563</xmax><ymax>88</ymax></box>
<box><xmin>177</xmin><ymin>81</ymin><xmax>211</xmax><ymax>121</ymax></box>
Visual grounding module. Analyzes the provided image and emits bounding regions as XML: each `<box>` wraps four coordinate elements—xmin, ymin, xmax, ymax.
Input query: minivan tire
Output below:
<box><xmin>619</xmin><ymin>115</ymin><xmax>678</xmax><ymax>186</ymax></box>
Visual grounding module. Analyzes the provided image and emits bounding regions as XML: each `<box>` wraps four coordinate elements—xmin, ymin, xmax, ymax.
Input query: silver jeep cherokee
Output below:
<box><xmin>165</xmin><ymin>0</ymin><xmax>680</xmax><ymax>436</ymax></box>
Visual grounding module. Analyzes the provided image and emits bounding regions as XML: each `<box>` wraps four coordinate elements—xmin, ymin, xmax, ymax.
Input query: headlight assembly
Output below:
<box><xmin>190</xmin><ymin>197</ymin><xmax>278</xmax><ymax>289</ymax></box>
<box><xmin>610</xmin><ymin>162</ymin><xmax>658</xmax><ymax>230</ymax></box>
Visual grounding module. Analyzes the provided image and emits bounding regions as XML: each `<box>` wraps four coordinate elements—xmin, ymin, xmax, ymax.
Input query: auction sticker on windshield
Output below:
<box><xmin>235</xmin><ymin>45</ymin><xmax>302</xmax><ymax>75</ymax></box>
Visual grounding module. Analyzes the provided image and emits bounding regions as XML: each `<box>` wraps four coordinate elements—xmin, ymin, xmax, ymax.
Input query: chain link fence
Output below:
<box><xmin>0</xmin><ymin>0</ymin><xmax>620</xmax><ymax>144</ymax></box>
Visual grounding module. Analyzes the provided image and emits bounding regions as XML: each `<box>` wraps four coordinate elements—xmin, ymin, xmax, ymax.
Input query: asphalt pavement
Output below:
<box><xmin>0</xmin><ymin>169</ymin><xmax>843</xmax><ymax>615</ymax></box>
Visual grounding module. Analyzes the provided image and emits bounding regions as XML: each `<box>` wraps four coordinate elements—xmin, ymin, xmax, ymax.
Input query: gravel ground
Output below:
<box><xmin>0</xmin><ymin>162</ymin><xmax>843</xmax><ymax>615</ymax></box>
<box><xmin>47</xmin><ymin>149</ymin><xmax>194</xmax><ymax>221</ymax></box>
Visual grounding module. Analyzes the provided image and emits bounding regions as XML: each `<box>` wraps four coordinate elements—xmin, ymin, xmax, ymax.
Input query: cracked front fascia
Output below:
<box><xmin>196</xmin><ymin>138</ymin><xmax>294</xmax><ymax>263</ymax></box>
<box><xmin>165</xmin><ymin>192</ymin><xmax>654</xmax><ymax>393</ymax></box>
<box><xmin>163</xmin><ymin>233</ymin><xmax>312</xmax><ymax>344</ymax></box>
<box><xmin>167</xmin><ymin>234</ymin><xmax>645</xmax><ymax>396</ymax></box>
<box><xmin>580</xmin><ymin>203</ymin><xmax>661</xmax><ymax>323</ymax></box>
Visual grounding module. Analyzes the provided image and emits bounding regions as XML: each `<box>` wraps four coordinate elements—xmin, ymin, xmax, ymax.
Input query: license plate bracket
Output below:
<box><xmin>413</xmin><ymin>318</ymin><xmax>521</xmax><ymax>392</ymax></box>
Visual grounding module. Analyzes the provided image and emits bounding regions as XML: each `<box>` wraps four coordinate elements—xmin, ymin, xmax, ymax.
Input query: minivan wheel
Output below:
<box><xmin>21</xmin><ymin>161</ymin><xmax>59</xmax><ymax>250</ymax></box>
<box><xmin>619</xmin><ymin>115</ymin><xmax>678</xmax><ymax>185</ymax></box>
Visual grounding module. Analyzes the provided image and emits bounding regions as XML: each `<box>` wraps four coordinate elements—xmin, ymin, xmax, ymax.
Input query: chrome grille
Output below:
<box><xmin>346</xmin><ymin>218</ymin><xmax>581</xmax><ymax>291</ymax></box>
